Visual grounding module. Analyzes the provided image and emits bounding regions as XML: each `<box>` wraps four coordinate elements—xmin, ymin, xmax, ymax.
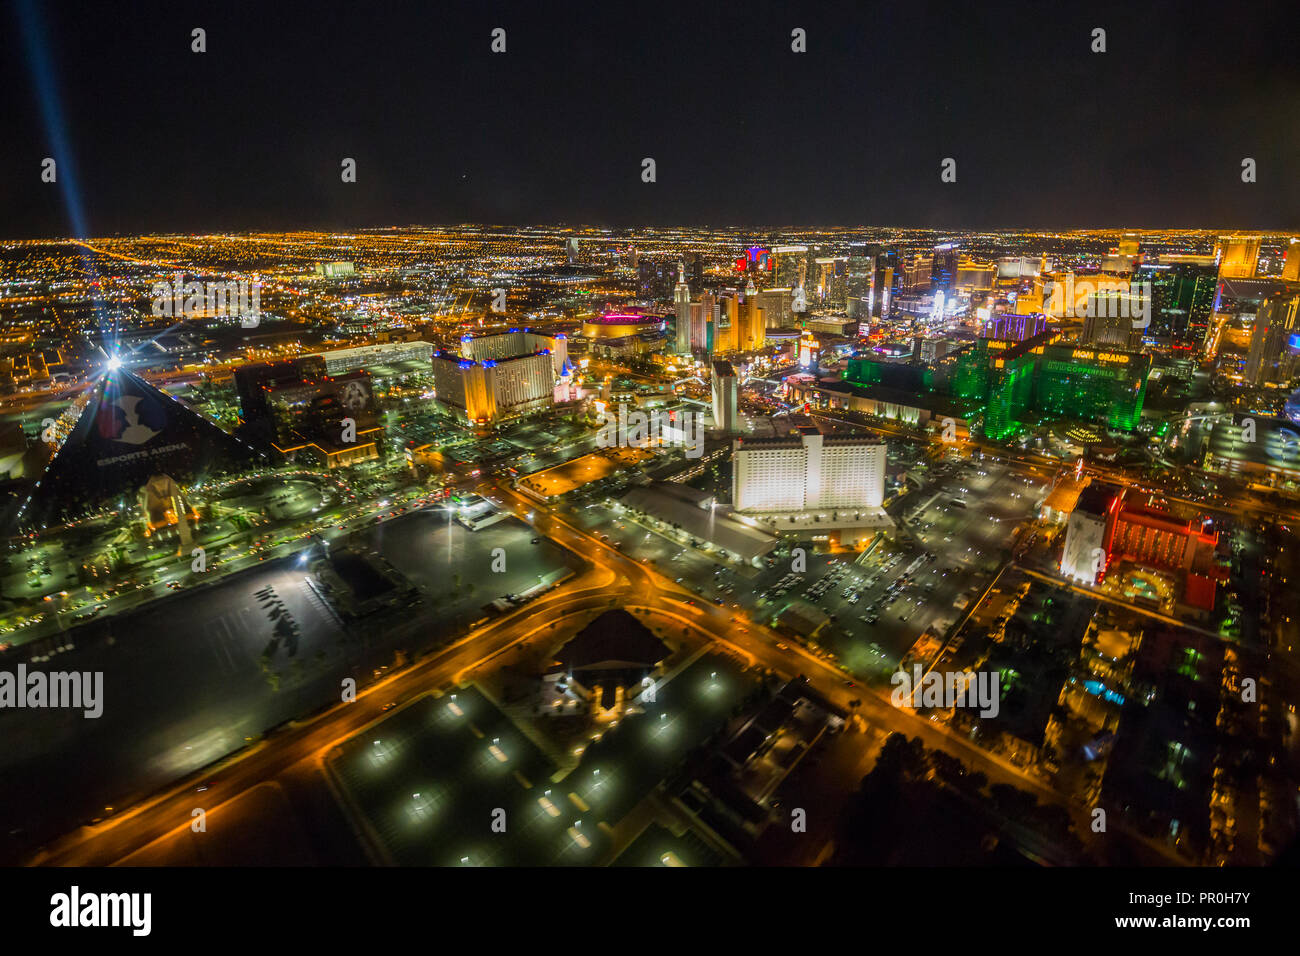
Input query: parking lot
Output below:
<box><xmin>555</xmin><ymin>453</ymin><xmax>1044</xmax><ymax>687</ymax></box>
<box><xmin>328</xmin><ymin>653</ymin><xmax>755</xmax><ymax>865</ymax></box>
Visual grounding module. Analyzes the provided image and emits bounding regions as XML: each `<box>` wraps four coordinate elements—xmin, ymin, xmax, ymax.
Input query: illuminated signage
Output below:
<box><xmin>1070</xmin><ymin>349</ymin><xmax>1130</xmax><ymax>364</ymax></box>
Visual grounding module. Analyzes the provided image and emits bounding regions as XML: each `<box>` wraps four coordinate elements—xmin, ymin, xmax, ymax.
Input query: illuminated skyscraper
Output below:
<box><xmin>1043</xmin><ymin>271</ymin><xmax>1131</xmax><ymax>317</ymax></box>
<box><xmin>773</xmin><ymin>245</ymin><xmax>808</xmax><ymax>289</ymax></box>
<box><xmin>732</xmin><ymin>426</ymin><xmax>885</xmax><ymax>512</ymax></box>
<box><xmin>738</xmin><ymin>297</ymin><xmax>766</xmax><ymax>351</ymax></box>
<box><xmin>752</xmin><ymin>289</ymin><xmax>793</xmax><ymax>329</ymax></box>
<box><xmin>1244</xmin><ymin>291</ymin><xmax>1300</xmax><ymax>386</ymax></box>
<box><xmin>1060</xmin><ymin>484</ymin><xmax>1120</xmax><ymax>585</ymax></box>
<box><xmin>432</xmin><ymin>350</ymin><xmax>554</xmax><ymax>424</ymax></box>
<box><xmin>1034</xmin><ymin>345</ymin><xmax>1150</xmax><ymax>432</ymax></box>
<box><xmin>931</xmin><ymin>244</ymin><xmax>959</xmax><ymax>291</ymax></box>
<box><xmin>710</xmin><ymin>294</ymin><xmax>738</xmax><ymax>354</ymax></box>
<box><xmin>954</xmin><ymin>258</ymin><xmax>997</xmax><ymax>292</ymax></box>
<box><xmin>979</xmin><ymin>337</ymin><xmax>1148</xmax><ymax>439</ymax></box>
<box><xmin>984</xmin><ymin>347</ymin><xmax>1037</xmax><ymax>441</ymax></box>
<box><xmin>902</xmin><ymin>255</ymin><xmax>933</xmax><ymax>293</ymax></box>
<box><xmin>711</xmin><ymin>360</ymin><xmax>739</xmax><ymax>434</ymax></box>
<box><xmin>1216</xmin><ymin>236</ymin><xmax>1261</xmax><ymax>279</ymax></box>
<box><xmin>846</xmin><ymin>244</ymin><xmax>876</xmax><ymax>319</ymax></box>
<box><xmin>1080</xmin><ymin>293</ymin><xmax>1146</xmax><ymax>350</ymax></box>
<box><xmin>877</xmin><ymin>265</ymin><xmax>895</xmax><ymax>317</ymax></box>
<box><xmin>673</xmin><ymin>262</ymin><xmax>692</xmax><ymax>354</ymax></box>
<box><xmin>695</xmin><ymin>290</ymin><xmax>718</xmax><ymax>353</ymax></box>
<box><xmin>1137</xmin><ymin>262</ymin><xmax>1218</xmax><ymax>345</ymax></box>
<box><xmin>1283</xmin><ymin>239</ymin><xmax>1300</xmax><ymax>282</ymax></box>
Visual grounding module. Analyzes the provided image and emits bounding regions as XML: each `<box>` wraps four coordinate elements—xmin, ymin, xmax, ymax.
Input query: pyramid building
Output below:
<box><xmin>13</xmin><ymin>369</ymin><xmax>264</xmax><ymax>529</ymax></box>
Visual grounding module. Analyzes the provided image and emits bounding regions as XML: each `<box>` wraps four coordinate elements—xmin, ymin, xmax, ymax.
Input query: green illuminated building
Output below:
<box><xmin>948</xmin><ymin>341</ymin><xmax>991</xmax><ymax>401</ymax></box>
<box><xmin>844</xmin><ymin>356</ymin><xmax>932</xmax><ymax>392</ymax></box>
<box><xmin>984</xmin><ymin>349</ymin><xmax>1036</xmax><ymax>440</ymax></box>
<box><xmin>1034</xmin><ymin>344</ymin><xmax>1149</xmax><ymax>432</ymax></box>
<box><xmin>843</xmin><ymin>330</ymin><xmax>1150</xmax><ymax>442</ymax></box>
<box><xmin>975</xmin><ymin>337</ymin><xmax>1149</xmax><ymax>440</ymax></box>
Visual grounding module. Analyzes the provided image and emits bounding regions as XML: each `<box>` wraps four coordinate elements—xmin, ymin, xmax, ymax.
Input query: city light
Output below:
<box><xmin>0</xmin><ymin>3</ymin><xmax>1293</xmax><ymax>913</ymax></box>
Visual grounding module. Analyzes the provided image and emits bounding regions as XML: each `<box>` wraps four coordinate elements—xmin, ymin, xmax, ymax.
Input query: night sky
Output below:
<box><xmin>2</xmin><ymin>0</ymin><xmax>1297</xmax><ymax>237</ymax></box>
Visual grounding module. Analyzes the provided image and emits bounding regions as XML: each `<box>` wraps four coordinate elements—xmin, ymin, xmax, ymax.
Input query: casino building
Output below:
<box><xmin>983</xmin><ymin>338</ymin><xmax>1150</xmax><ymax>440</ymax></box>
<box><xmin>732</xmin><ymin>425</ymin><xmax>885</xmax><ymax>513</ymax></box>
<box><xmin>432</xmin><ymin>350</ymin><xmax>555</xmax><ymax>425</ymax></box>
<box><xmin>578</xmin><ymin>311</ymin><xmax>666</xmax><ymax>359</ymax></box>
<box><xmin>12</xmin><ymin>369</ymin><xmax>263</xmax><ymax>530</ymax></box>
<box><xmin>1059</xmin><ymin>481</ymin><xmax>1222</xmax><ymax>613</ymax></box>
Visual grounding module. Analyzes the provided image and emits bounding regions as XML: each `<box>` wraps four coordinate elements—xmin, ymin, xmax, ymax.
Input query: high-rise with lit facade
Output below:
<box><xmin>1244</xmin><ymin>290</ymin><xmax>1300</xmax><ymax>386</ymax></box>
<box><xmin>981</xmin><ymin>337</ymin><xmax>1150</xmax><ymax>439</ymax></box>
<box><xmin>1138</xmin><ymin>262</ymin><xmax>1218</xmax><ymax>346</ymax></box>
<box><xmin>774</xmin><ymin>245</ymin><xmax>808</xmax><ymax>290</ymax></box>
<box><xmin>1034</xmin><ymin>344</ymin><xmax>1150</xmax><ymax>431</ymax></box>
<box><xmin>931</xmin><ymin>244</ymin><xmax>959</xmax><ymax>291</ymax></box>
<box><xmin>673</xmin><ymin>262</ymin><xmax>692</xmax><ymax>354</ymax></box>
<box><xmin>752</xmin><ymin>288</ymin><xmax>793</xmax><ymax>329</ymax></box>
<box><xmin>461</xmin><ymin>329</ymin><xmax>568</xmax><ymax>377</ymax></box>
<box><xmin>695</xmin><ymin>290</ymin><xmax>718</xmax><ymax>353</ymax></box>
<box><xmin>432</xmin><ymin>348</ymin><xmax>554</xmax><ymax>424</ymax></box>
<box><xmin>1080</xmin><ymin>294</ymin><xmax>1146</xmax><ymax>350</ymax></box>
<box><xmin>1216</xmin><ymin>236</ymin><xmax>1262</xmax><ymax>279</ymax></box>
<box><xmin>902</xmin><ymin>255</ymin><xmax>933</xmax><ymax>293</ymax></box>
<box><xmin>955</xmin><ymin>258</ymin><xmax>997</xmax><ymax>292</ymax></box>
<box><xmin>1060</xmin><ymin>484</ymin><xmax>1118</xmax><ymax>585</ymax></box>
<box><xmin>711</xmin><ymin>360</ymin><xmax>739</xmax><ymax>434</ymax></box>
<box><xmin>732</xmin><ymin>426</ymin><xmax>885</xmax><ymax>513</ymax></box>
<box><xmin>846</xmin><ymin>243</ymin><xmax>876</xmax><ymax>319</ymax></box>
<box><xmin>713</xmin><ymin>294</ymin><xmax>739</xmax><ymax>354</ymax></box>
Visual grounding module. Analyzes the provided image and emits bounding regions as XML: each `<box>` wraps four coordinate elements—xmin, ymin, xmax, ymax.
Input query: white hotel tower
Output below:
<box><xmin>732</xmin><ymin>426</ymin><xmax>885</xmax><ymax>514</ymax></box>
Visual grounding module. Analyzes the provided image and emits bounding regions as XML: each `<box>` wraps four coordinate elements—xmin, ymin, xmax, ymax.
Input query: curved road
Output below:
<box><xmin>31</xmin><ymin>478</ymin><xmax>1152</xmax><ymax>865</ymax></box>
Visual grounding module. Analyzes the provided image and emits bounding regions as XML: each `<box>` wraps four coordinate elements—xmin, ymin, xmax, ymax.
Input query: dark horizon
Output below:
<box><xmin>2</xmin><ymin>0</ymin><xmax>1299</xmax><ymax>238</ymax></box>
